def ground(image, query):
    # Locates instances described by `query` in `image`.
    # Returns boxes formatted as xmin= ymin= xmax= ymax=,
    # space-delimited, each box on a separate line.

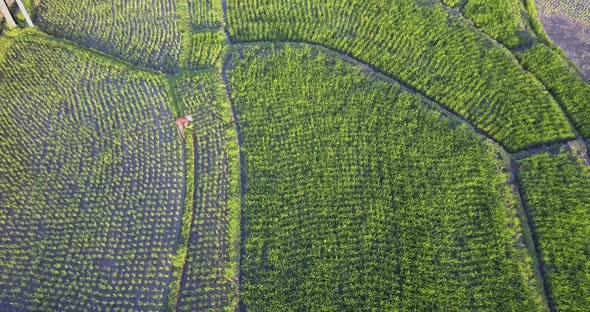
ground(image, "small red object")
xmin=175 ymin=115 xmax=193 ymax=139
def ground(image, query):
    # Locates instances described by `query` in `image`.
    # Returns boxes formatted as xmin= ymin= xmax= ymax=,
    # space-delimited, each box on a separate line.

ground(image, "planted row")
xmin=0 ymin=30 xmax=184 ymax=311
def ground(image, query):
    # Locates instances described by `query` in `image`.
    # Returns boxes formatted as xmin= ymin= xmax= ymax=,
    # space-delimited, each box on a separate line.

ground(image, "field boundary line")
xmin=220 ymin=52 xmax=247 ymax=312
xmin=509 ymin=157 xmax=555 ymax=312
xmin=230 ymin=40 xmax=574 ymax=157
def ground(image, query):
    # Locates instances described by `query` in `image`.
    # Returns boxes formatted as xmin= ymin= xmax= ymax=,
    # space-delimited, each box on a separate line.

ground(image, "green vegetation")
xmin=518 ymin=150 xmax=590 ymax=311
xmin=451 ymin=0 xmax=590 ymax=140
xmin=460 ymin=0 xmax=531 ymax=49
xmin=0 ymin=29 xmax=183 ymax=311
xmin=228 ymin=44 xmax=544 ymax=311
xmin=173 ymin=73 xmax=241 ymax=311
xmin=37 ymin=0 xmax=226 ymax=72
xmin=228 ymin=0 xmax=575 ymax=152
xmin=517 ymin=44 xmax=590 ymax=138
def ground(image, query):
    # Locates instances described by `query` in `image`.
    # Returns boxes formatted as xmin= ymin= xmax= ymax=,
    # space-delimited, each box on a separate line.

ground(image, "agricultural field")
xmin=2 ymin=0 xmax=590 ymax=311
xmin=228 ymin=44 xmax=544 ymax=311
xmin=517 ymin=149 xmax=590 ymax=311
xmin=36 ymin=0 xmax=226 ymax=72
xmin=228 ymin=0 xmax=575 ymax=152
xmin=440 ymin=0 xmax=590 ymax=140
xmin=0 ymin=30 xmax=184 ymax=311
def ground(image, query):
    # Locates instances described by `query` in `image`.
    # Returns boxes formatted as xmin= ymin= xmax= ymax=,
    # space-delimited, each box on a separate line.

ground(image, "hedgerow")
xmin=227 ymin=0 xmax=575 ymax=152
xmin=36 ymin=0 xmax=227 ymax=73
xmin=172 ymin=73 xmax=240 ymax=312
xmin=228 ymin=44 xmax=545 ymax=311
xmin=518 ymin=150 xmax=590 ymax=311
xmin=0 ymin=30 xmax=184 ymax=311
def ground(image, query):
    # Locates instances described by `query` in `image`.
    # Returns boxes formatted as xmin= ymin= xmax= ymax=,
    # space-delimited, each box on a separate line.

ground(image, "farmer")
xmin=175 ymin=115 xmax=193 ymax=139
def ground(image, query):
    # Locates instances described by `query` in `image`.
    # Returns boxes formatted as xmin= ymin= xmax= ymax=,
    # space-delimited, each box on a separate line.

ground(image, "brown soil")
xmin=539 ymin=14 xmax=590 ymax=80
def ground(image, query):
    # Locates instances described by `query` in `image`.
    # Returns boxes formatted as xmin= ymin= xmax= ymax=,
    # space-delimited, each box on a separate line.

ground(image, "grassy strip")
xmin=165 ymin=125 xmax=195 ymax=312
xmin=224 ymin=84 xmax=242 ymax=312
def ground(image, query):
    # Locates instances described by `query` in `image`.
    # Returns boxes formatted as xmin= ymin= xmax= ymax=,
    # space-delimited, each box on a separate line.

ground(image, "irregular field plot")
xmin=172 ymin=73 xmax=240 ymax=311
xmin=228 ymin=0 xmax=574 ymax=151
xmin=228 ymin=45 xmax=544 ymax=311
xmin=518 ymin=150 xmax=590 ymax=311
xmin=36 ymin=0 xmax=226 ymax=72
xmin=0 ymin=30 xmax=183 ymax=311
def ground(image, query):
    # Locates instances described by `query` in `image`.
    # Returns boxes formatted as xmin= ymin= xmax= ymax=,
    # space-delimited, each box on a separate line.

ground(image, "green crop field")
xmin=518 ymin=149 xmax=590 ymax=312
xmin=1 ymin=0 xmax=590 ymax=311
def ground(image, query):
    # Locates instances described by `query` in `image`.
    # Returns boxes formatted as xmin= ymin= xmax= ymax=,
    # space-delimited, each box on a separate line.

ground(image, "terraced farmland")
xmin=228 ymin=45 xmax=544 ymax=311
xmin=1 ymin=0 xmax=590 ymax=311
xmin=228 ymin=0 xmax=576 ymax=151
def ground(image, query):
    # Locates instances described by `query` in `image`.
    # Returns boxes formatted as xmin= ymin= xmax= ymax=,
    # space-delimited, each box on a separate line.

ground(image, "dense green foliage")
xmin=171 ymin=73 xmax=241 ymax=312
xmin=442 ymin=0 xmax=590 ymax=140
xmin=518 ymin=151 xmax=590 ymax=312
xmin=460 ymin=0 xmax=531 ymax=49
xmin=0 ymin=30 xmax=184 ymax=311
xmin=228 ymin=44 xmax=544 ymax=311
xmin=517 ymin=44 xmax=590 ymax=138
xmin=36 ymin=0 xmax=226 ymax=72
xmin=228 ymin=0 xmax=575 ymax=151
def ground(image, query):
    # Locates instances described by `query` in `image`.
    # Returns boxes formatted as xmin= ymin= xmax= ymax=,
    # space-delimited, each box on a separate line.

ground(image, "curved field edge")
xmin=0 ymin=28 xmax=184 ymax=311
xmin=226 ymin=0 xmax=575 ymax=152
xmin=440 ymin=0 xmax=590 ymax=142
xmin=228 ymin=43 xmax=546 ymax=310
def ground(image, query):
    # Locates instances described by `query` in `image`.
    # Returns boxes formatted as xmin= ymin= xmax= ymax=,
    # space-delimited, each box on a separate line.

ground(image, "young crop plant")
xmin=0 ymin=29 xmax=184 ymax=311
xmin=518 ymin=150 xmax=590 ymax=311
xmin=228 ymin=44 xmax=546 ymax=311
xmin=227 ymin=0 xmax=575 ymax=152
xmin=36 ymin=0 xmax=227 ymax=73
xmin=167 ymin=72 xmax=240 ymax=312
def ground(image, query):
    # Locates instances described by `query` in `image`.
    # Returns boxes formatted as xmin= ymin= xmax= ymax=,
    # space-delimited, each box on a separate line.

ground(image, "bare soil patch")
xmin=539 ymin=14 xmax=590 ymax=79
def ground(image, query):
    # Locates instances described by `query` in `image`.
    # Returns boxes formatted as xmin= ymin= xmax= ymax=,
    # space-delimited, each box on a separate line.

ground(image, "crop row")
xmin=171 ymin=73 xmax=240 ymax=312
xmin=0 ymin=30 xmax=184 ymax=311
xmin=227 ymin=0 xmax=574 ymax=152
xmin=228 ymin=44 xmax=545 ymax=311
xmin=36 ymin=0 xmax=227 ymax=73
xmin=517 ymin=149 xmax=590 ymax=311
